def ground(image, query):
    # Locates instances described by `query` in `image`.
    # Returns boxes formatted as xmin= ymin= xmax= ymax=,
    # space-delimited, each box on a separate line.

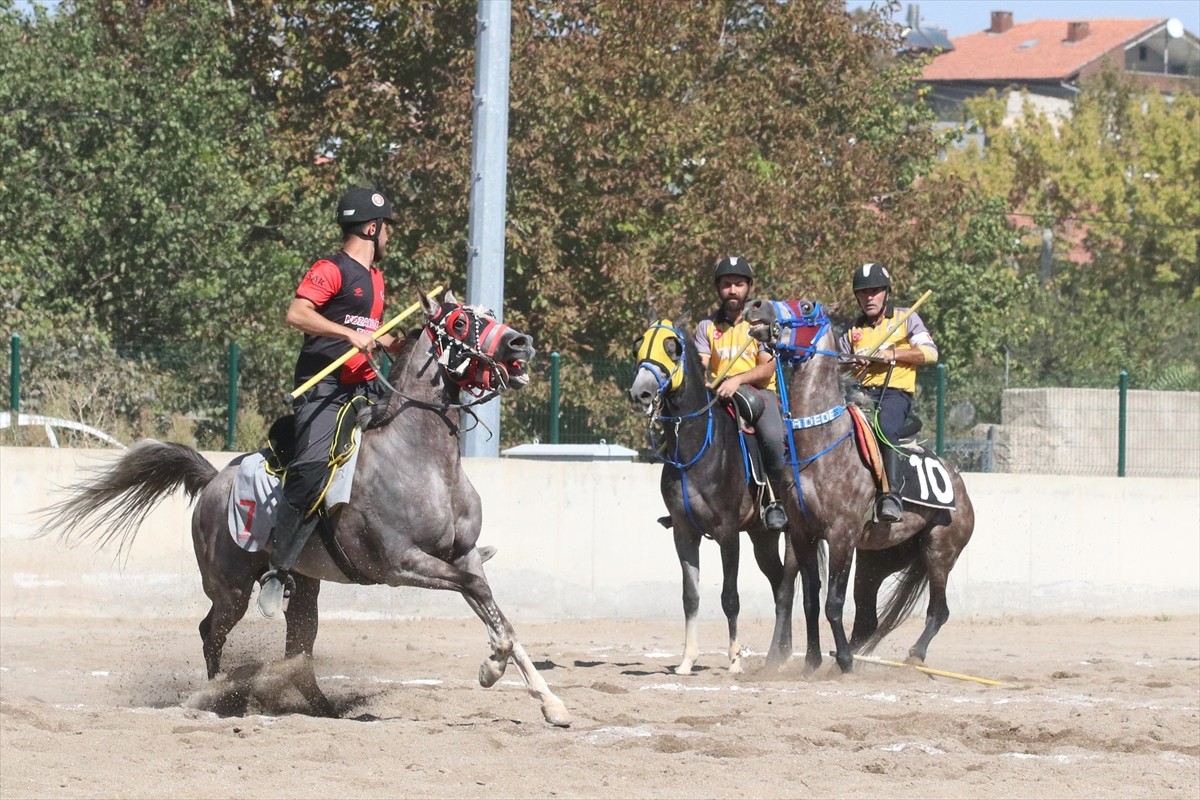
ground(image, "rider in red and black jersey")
xmin=258 ymin=187 xmax=405 ymax=619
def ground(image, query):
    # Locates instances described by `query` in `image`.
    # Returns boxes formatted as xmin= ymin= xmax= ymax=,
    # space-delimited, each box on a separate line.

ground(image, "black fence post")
xmin=226 ymin=342 xmax=240 ymax=451
xmin=1117 ymin=370 xmax=1128 ymax=477
xmin=549 ymin=351 xmax=561 ymax=444
xmin=8 ymin=333 xmax=18 ymax=415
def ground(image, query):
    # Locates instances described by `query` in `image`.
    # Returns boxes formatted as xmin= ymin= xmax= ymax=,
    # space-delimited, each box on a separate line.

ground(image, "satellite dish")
xmin=1166 ymin=18 xmax=1184 ymax=39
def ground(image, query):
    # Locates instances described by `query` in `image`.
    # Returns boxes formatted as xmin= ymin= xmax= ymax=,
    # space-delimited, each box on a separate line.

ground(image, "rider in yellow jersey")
xmin=694 ymin=256 xmax=788 ymax=532
xmin=838 ymin=262 xmax=938 ymax=522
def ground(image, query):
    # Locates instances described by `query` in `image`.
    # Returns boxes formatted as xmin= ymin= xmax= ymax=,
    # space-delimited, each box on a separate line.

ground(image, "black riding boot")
xmin=257 ymin=499 xmax=319 ymax=619
xmin=878 ymin=448 xmax=904 ymax=523
xmin=761 ymin=465 xmax=789 ymax=533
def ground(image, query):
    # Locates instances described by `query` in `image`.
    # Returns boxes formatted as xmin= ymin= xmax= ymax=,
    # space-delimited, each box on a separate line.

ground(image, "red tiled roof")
xmin=922 ymin=18 xmax=1163 ymax=82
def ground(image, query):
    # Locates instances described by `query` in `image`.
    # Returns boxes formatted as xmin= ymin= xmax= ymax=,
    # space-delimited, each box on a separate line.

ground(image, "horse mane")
xmin=364 ymin=325 xmax=446 ymax=429
xmin=676 ymin=326 xmax=711 ymax=410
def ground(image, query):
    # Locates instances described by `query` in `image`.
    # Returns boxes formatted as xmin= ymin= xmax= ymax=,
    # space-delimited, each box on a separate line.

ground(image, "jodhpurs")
xmin=863 ymin=385 xmax=912 ymax=448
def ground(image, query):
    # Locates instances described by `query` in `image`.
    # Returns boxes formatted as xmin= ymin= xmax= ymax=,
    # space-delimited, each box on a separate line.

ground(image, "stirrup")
xmin=877 ymin=494 xmax=902 ymax=523
xmin=257 ymin=570 xmax=296 ymax=619
xmin=762 ymin=502 xmax=787 ymax=532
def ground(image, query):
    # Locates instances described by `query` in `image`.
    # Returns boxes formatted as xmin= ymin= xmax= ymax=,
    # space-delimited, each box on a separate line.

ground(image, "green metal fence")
xmin=5 ymin=332 xmax=1198 ymax=477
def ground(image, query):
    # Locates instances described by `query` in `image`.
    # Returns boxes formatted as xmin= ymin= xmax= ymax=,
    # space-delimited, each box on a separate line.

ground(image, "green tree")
xmin=934 ymin=67 xmax=1200 ymax=393
xmin=0 ymin=1 xmax=307 ymax=441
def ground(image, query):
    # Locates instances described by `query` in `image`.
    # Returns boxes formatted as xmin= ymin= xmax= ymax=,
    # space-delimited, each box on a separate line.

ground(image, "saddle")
xmin=226 ymin=397 xmax=377 ymax=583
xmin=846 ymin=405 xmax=956 ymax=511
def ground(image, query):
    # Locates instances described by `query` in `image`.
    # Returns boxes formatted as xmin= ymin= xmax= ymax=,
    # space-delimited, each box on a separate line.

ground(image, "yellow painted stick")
xmin=852 ymin=653 xmax=1005 ymax=686
xmin=288 ymin=284 xmax=444 ymax=401
xmin=707 ymin=338 xmax=755 ymax=389
xmin=861 ymin=289 xmax=933 ymax=359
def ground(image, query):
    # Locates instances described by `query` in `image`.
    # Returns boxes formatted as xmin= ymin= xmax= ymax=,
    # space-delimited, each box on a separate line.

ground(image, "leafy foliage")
xmin=934 ymin=66 xmax=1200 ymax=393
xmin=1 ymin=2 xmax=1194 ymax=452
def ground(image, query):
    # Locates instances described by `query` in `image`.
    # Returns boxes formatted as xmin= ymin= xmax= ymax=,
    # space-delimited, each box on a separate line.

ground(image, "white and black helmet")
xmin=714 ymin=255 xmax=754 ymax=284
xmin=852 ymin=262 xmax=891 ymax=292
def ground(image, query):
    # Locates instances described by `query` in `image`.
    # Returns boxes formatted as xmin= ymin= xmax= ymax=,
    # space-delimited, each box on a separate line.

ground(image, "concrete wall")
xmin=2 ymin=447 xmax=1197 ymax=622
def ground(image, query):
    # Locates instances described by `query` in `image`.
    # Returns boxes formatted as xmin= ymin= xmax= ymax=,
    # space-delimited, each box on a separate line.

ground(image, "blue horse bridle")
xmin=636 ymin=323 xmax=718 ymax=537
xmin=762 ymin=300 xmax=854 ymax=521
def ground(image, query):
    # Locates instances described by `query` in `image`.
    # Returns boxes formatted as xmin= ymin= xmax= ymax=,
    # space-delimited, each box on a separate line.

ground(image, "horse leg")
xmin=282 ymin=574 xmax=336 ymax=717
xmin=793 ymin=536 xmax=824 ymax=672
xmin=749 ymin=531 xmax=792 ymax=671
xmin=673 ymin=529 xmax=702 ymax=675
xmin=908 ymin=550 xmax=953 ymax=665
xmin=392 ymin=548 xmax=570 ymax=726
xmin=197 ymin=572 xmax=254 ymax=680
xmin=825 ymin=538 xmax=856 ymax=673
xmin=718 ymin=536 xmax=744 ymax=673
xmin=849 ymin=549 xmax=891 ymax=653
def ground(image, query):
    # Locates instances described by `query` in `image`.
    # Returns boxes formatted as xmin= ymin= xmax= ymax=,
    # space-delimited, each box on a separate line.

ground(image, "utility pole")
xmin=463 ymin=0 xmax=512 ymax=458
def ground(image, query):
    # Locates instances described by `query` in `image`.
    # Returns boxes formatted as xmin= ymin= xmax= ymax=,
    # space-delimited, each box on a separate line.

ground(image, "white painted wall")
xmin=2 ymin=447 xmax=1196 ymax=621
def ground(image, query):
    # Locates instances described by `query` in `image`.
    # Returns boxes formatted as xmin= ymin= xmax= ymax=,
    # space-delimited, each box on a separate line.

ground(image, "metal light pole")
xmin=462 ymin=0 xmax=512 ymax=458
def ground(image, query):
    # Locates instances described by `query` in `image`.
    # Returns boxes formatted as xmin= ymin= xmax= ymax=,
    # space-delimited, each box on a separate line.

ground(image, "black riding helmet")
xmin=714 ymin=255 xmax=754 ymax=284
xmin=336 ymin=187 xmax=396 ymax=257
xmin=852 ymin=262 xmax=891 ymax=292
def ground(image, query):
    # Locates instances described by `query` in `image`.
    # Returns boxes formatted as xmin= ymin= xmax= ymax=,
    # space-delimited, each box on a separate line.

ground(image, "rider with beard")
xmin=258 ymin=187 xmax=406 ymax=619
xmin=838 ymin=262 xmax=938 ymax=523
xmin=694 ymin=256 xmax=788 ymax=532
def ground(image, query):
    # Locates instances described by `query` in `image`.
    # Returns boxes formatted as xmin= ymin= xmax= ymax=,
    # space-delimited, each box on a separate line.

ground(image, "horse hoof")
xmin=541 ymin=700 xmax=572 ymax=727
xmin=905 ymin=655 xmax=925 ymax=666
xmin=478 ymin=545 xmax=497 ymax=563
xmin=674 ymin=662 xmax=694 ymax=676
xmin=728 ymin=661 xmax=744 ymax=675
xmin=478 ymin=658 xmax=505 ymax=688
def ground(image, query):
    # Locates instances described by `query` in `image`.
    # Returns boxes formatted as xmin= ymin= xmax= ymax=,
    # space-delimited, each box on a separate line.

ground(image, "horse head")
xmin=420 ymin=289 xmax=535 ymax=396
xmin=628 ymin=319 xmax=687 ymax=415
xmin=745 ymin=298 xmax=831 ymax=365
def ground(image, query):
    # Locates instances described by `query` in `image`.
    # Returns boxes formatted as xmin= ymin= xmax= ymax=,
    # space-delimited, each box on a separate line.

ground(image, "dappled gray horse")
xmin=746 ymin=299 xmax=975 ymax=671
xmin=628 ymin=320 xmax=823 ymax=674
xmin=39 ymin=289 xmax=570 ymax=726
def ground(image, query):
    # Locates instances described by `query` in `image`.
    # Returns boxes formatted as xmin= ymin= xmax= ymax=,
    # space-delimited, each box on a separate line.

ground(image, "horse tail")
xmin=860 ymin=542 xmax=929 ymax=655
xmin=37 ymin=439 xmax=218 ymax=558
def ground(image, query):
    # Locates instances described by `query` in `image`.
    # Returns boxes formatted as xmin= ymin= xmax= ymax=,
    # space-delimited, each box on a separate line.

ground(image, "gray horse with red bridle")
xmin=39 ymin=289 xmax=570 ymax=726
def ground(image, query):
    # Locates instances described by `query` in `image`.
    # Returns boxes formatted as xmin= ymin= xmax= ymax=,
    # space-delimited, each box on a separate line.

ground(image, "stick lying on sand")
xmin=851 ymin=653 xmax=1005 ymax=686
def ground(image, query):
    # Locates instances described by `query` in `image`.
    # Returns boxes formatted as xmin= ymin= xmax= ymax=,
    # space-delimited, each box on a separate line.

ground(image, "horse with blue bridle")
xmin=746 ymin=298 xmax=976 ymax=672
xmin=629 ymin=319 xmax=825 ymax=674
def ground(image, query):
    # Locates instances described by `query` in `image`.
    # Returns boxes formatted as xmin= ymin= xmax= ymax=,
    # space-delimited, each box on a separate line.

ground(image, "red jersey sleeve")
xmin=295 ymin=260 xmax=342 ymax=307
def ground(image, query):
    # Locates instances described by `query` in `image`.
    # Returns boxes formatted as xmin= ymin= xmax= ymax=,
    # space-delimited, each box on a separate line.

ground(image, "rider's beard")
xmin=722 ymin=296 xmax=744 ymax=318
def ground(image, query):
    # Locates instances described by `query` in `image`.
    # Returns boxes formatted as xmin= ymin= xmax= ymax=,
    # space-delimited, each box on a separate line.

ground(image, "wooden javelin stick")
xmin=707 ymin=338 xmax=755 ymax=389
xmin=861 ymin=289 xmax=933 ymax=359
xmin=851 ymin=653 xmax=1005 ymax=686
xmin=288 ymin=283 xmax=445 ymax=401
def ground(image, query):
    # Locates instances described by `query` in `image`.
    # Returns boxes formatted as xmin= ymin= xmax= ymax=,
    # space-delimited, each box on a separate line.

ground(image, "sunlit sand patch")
xmin=881 ymin=742 xmax=945 ymax=754
xmin=1003 ymin=753 xmax=1102 ymax=763
xmin=1159 ymin=751 xmax=1198 ymax=766
xmin=584 ymin=724 xmax=656 ymax=744
xmin=639 ymin=683 xmax=721 ymax=692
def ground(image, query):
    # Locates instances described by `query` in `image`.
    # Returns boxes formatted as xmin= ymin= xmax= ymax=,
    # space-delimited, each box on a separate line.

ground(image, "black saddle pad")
xmin=895 ymin=444 xmax=956 ymax=510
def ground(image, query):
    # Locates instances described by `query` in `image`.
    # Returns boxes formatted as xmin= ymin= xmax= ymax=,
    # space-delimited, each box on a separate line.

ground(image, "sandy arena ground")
xmin=1 ymin=613 xmax=1197 ymax=799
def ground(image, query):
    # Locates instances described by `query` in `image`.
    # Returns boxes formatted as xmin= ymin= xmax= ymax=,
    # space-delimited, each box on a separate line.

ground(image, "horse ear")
xmin=443 ymin=289 xmax=458 ymax=305
xmin=417 ymin=285 xmax=439 ymax=318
